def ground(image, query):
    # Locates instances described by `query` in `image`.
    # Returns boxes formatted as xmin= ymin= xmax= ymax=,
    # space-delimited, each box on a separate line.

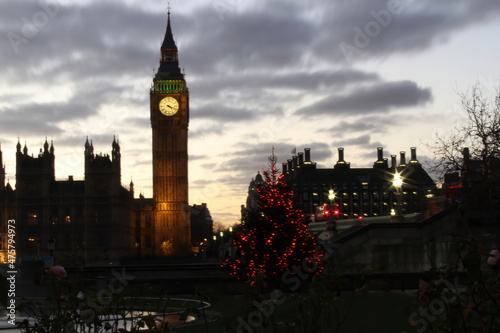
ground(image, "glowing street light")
xmin=326 ymin=189 xmax=338 ymax=240
xmin=393 ymin=173 xmax=403 ymax=188
xmin=392 ymin=172 xmax=403 ymax=219
xmin=328 ymin=189 xmax=335 ymax=203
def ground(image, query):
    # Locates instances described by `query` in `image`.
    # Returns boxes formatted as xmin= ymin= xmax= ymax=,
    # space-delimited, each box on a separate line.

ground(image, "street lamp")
xmin=328 ymin=189 xmax=335 ymax=204
xmin=392 ymin=172 xmax=403 ymax=220
xmin=48 ymin=238 xmax=56 ymax=257
xmin=327 ymin=189 xmax=337 ymax=240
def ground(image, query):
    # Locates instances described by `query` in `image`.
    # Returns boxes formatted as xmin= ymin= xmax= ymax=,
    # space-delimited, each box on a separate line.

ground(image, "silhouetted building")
xmin=245 ymin=172 xmax=264 ymax=213
xmin=0 ymin=145 xmax=15 ymax=264
xmin=1 ymin=138 xmax=134 ymax=264
xmin=150 ymin=10 xmax=192 ymax=256
xmin=443 ymin=147 xmax=500 ymax=210
xmin=0 ymin=12 xmax=212 ymax=265
xmin=243 ymin=147 xmax=437 ymax=221
xmin=190 ymin=203 xmax=214 ymax=250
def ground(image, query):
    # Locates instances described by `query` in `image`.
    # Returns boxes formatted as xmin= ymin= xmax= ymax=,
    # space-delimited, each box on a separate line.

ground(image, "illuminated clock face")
xmin=159 ymin=96 xmax=179 ymax=116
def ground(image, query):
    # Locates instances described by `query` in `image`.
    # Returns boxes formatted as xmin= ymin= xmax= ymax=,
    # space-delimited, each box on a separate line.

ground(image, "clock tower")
xmin=150 ymin=10 xmax=191 ymax=256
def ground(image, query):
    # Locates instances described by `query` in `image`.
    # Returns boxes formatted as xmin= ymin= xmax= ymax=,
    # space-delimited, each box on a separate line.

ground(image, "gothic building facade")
xmin=0 ymin=138 xmax=136 ymax=264
xmin=149 ymin=10 xmax=191 ymax=256
xmin=244 ymin=147 xmax=437 ymax=221
xmin=0 ymin=12 xmax=211 ymax=265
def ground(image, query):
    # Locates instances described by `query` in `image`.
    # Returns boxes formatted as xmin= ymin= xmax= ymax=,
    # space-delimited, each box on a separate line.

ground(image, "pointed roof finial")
xmin=161 ymin=3 xmax=176 ymax=49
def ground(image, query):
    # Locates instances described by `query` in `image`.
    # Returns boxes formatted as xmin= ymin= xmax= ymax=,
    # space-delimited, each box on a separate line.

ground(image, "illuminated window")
xmin=28 ymin=236 xmax=38 ymax=248
xmin=27 ymin=213 xmax=38 ymax=225
xmin=65 ymin=216 xmax=71 ymax=223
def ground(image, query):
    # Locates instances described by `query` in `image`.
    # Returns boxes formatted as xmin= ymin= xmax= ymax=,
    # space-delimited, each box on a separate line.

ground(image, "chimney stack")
xmin=377 ymin=147 xmax=383 ymax=161
xmin=298 ymin=152 xmax=304 ymax=166
xmin=338 ymin=147 xmax=345 ymax=163
xmin=399 ymin=151 xmax=407 ymax=166
xmin=410 ymin=147 xmax=418 ymax=163
xmin=463 ymin=147 xmax=470 ymax=162
xmin=282 ymin=162 xmax=288 ymax=174
xmin=391 ymin=155 xmax=397 ymax=171
xmin=304 ymin=148 xmax=311 ymax=163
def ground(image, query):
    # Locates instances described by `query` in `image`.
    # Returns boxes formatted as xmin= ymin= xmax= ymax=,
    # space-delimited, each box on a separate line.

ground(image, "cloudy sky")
xmin=1 ymin=0 xmax=499 ymax=225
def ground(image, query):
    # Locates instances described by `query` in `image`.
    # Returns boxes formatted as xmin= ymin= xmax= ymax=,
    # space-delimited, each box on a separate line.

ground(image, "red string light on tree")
xmin=222 ymin=150 xmax=324 ymax=286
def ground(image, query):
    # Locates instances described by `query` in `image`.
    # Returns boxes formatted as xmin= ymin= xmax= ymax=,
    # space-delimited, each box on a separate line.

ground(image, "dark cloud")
xmin=0 ymin=101 xmax=91 ymax=135
xmin=182 ymin=5 xmax=315 ymax=74
xmin=320 ymin=115 xmax=398 ymax=134
xmin=189 ymin=125 xmax=225 ymax=139
xmin=314 ymin=0 xmax=500 ymax=63
xmin=189 ymin=69 xmax=380 ymax=106
xmin=0 ymin=1 xmax=161 ymax=81
xmin=207 ymin=141 xmax=334 ymax=186
xmin=193 ymin=104 xmax=257 ymax=122
xmin=334 ymin=134 xmax=372 ymax=147
xmin=295 ymin=81 xmax=432 ymax=117
xmin=331 ymin=134 xmax=384 ymax=152
xmin=322 ymin=121 xmax=383 ymax=135
xmin=123 ymin=117 xmax=149 ymax=129
xmin=0 ymin=116 xmax=61 ymax=135
xmin=1 ymin=0 xmax=485 ymax=140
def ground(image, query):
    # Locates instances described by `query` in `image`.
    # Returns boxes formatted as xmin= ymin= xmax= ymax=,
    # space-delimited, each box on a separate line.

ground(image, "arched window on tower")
xmin=162 ymin=53 xmax=177 ymax=62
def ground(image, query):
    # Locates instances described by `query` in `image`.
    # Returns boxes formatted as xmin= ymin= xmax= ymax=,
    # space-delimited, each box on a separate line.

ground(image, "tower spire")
xmin=150 ymin=4 xmax=191 ymax=256
xmin=161 ymin=5 xmax=177 ymax=51
xmin=155 ymin=7 xmax=183 ymax=80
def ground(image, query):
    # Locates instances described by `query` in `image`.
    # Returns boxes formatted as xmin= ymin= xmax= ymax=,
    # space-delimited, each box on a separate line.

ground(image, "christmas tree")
xmin=223 ymin=151 xmax=323 ymax=286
